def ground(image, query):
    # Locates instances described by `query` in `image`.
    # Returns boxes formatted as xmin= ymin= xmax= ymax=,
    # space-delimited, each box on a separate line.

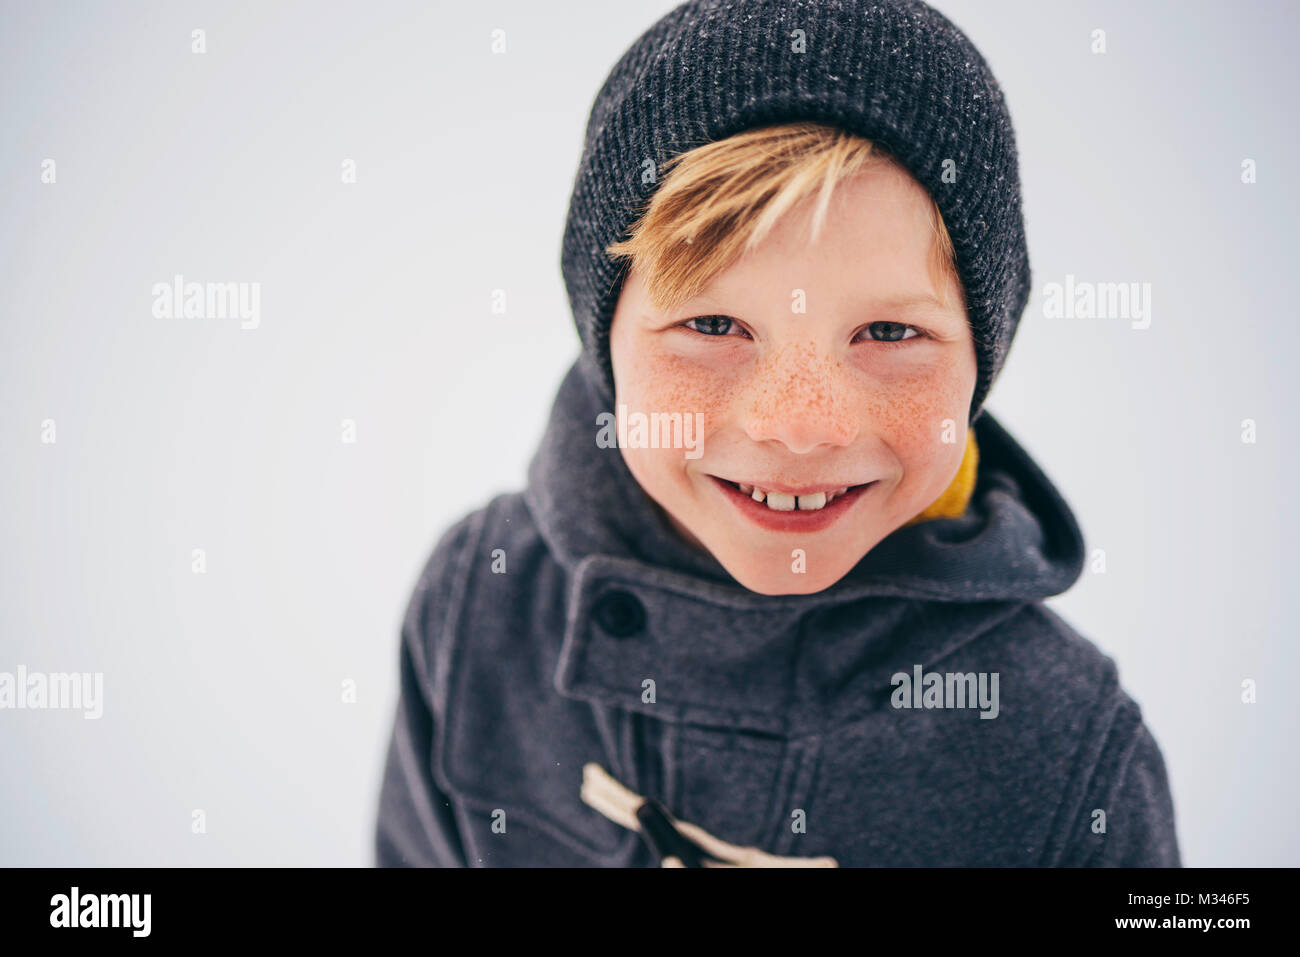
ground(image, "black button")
xmin=592 ymin=589 xmax=645 ymax=638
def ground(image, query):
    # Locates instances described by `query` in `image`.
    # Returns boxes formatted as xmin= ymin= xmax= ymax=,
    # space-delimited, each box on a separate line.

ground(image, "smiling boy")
xmin=375 ymin=0 xmax=1180 ymax=867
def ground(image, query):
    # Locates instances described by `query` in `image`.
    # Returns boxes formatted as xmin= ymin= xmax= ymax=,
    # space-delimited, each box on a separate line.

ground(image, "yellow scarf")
xmin=903 ymin=429 xmax=979 ymax=526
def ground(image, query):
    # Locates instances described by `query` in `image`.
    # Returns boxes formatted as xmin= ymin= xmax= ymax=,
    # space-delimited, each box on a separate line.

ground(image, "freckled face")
xmin=608 ymin=163 xmax=977 ymax=595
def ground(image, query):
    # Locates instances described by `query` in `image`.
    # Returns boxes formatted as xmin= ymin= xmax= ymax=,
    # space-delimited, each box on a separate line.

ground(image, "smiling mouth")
xmin=709 ymin=476 xmax=876 ymax=532
xmin=714 ymin=479 xmax=871 ymax=512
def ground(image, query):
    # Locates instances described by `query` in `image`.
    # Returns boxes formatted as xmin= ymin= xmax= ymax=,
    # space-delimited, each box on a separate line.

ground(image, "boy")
xmin=375 ymin=0 xmax=1180 ymax=866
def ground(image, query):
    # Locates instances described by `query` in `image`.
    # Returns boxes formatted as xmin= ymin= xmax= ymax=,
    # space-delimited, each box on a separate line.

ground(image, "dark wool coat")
xmin=374 ymin=359 xmax=1181 ymax=867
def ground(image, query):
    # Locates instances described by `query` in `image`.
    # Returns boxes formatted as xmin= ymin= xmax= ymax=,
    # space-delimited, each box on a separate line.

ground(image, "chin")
xmin=713 ymin=552 xmax=856 ymax=596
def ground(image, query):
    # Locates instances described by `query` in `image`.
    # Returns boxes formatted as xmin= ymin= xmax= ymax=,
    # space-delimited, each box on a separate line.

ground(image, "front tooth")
xmin=765 ymin=491 xmax=796 ymax=511
xmin=797 ymin=492 xmax=827 ymax=510
xmin=751 ymin=487 xmax=765 ymax=502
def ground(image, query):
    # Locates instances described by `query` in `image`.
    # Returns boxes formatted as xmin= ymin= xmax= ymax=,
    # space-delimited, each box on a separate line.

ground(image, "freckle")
xmin=865 ymin=367 xmax=965 ymax=447
xmin=749 ymin=341 xmax=843 ymax=421
xmin=636 ymin=352 xmax=728 ymax=414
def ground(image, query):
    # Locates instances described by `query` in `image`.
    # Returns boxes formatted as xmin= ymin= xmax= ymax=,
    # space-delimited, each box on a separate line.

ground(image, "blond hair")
xmin=605 ymin=121 xmax=963 ymax=317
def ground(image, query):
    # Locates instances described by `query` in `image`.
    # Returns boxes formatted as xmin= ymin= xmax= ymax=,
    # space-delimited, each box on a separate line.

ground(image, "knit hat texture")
xmin=560 ymin=0 xmax=1030 ymax=425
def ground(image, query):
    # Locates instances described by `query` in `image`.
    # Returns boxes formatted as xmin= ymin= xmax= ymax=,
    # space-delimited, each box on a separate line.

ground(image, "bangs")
xmin=605 ymin=121 xmax=961 ymax=314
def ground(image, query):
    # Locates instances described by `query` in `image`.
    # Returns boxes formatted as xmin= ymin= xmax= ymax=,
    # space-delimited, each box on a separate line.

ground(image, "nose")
xmin=740 ymin=341 xmax=859 ymax=453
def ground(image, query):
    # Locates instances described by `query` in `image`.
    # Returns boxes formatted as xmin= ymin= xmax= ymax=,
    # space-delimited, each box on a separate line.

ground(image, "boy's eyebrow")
xmin=868 ymin=293 xmax=967 ymax=326
xmin=654 ymin=292 xmax=963 ymax=326
xmin=872 ymin=293 xmax=945 ymax=311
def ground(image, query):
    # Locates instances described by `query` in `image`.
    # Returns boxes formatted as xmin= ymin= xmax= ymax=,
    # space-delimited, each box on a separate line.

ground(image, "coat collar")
xmin=523 ymin=358 xmax=1085 ymax=732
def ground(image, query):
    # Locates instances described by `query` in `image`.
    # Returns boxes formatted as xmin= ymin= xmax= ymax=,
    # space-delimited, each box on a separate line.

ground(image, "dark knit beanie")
xmin=560 ymin=0 xmax=1030 ymax=426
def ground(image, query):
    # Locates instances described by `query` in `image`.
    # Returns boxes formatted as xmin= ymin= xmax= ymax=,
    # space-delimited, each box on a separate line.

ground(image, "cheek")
xmin=859 ymin=351 xmax=975 ymax=461
xmin=617 ymin=341 xmax=735 ymax=424
xmin=614 ymin=341 xmax=732 ymax=493
xmin=620 ymin=444 xmax=680 ymax=496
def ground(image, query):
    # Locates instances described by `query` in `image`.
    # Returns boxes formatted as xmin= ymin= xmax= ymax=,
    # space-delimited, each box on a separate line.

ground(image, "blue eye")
xmin=683 ymin=315 xmax=747 ymax=337
xmin=679 ymin=317 xmax=924 ymax=343
xmin=856 ymin=321 xmax=922 ymax=343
